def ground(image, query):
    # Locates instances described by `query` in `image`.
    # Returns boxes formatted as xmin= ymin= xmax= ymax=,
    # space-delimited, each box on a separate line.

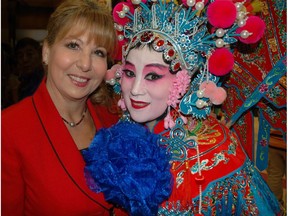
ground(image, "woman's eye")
xmin=66 ymin=42 xmax=79 ymax=50
xmin=94 ymin=49 xmax=107 ymax=58
xmin=145 ymin=73 xmax=163 ymax=81
xmin=123 ymin=69 xmax=135 ymax=78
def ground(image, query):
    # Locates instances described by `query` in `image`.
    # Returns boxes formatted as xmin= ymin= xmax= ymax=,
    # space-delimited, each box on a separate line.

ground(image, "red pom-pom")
xmin=113 ymin=2 xmax=134 ymax=25
xmin=236 ymin=16 xmax=266 ymax=44
xmin=208 ymin=48 xmax=234 ymax=76
xmin=207 ymin=0 xmax=237 ymax=28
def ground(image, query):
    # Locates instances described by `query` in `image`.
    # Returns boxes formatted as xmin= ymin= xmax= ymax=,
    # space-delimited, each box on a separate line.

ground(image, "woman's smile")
xmin=130 ymin=98 xmax=150 ymax=109
xmin=68 ymin=74 xmax=90 ymax=87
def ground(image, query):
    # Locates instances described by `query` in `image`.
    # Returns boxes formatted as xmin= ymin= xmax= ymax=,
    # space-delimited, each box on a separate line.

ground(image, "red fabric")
xmin=1 ymin=80 xmax=127 ymax=216
xmin=154 ymin=116 xmax=247 ymax=208
xmin=222 ymin=0 xmax=286 ymax=160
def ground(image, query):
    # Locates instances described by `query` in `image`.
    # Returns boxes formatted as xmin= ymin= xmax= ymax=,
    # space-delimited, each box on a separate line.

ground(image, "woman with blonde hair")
xmin=2 ymin=0 xmax=126 ymax=215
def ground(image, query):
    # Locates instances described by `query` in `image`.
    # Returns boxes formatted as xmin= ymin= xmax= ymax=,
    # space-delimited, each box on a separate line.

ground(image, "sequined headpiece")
xmin=110 ymin=0 xmax=265 ymax=119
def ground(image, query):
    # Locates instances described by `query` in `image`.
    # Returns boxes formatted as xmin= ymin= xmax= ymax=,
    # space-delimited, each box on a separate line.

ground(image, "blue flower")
xmin=82 ymin=121 xmax=173 ymax=215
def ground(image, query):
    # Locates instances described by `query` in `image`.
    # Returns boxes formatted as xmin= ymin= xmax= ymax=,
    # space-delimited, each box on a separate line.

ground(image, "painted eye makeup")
xmin=122 ymin=69 xmax=135 ymax=78
xmin=145 ymin=72 xmax=163 ymax=81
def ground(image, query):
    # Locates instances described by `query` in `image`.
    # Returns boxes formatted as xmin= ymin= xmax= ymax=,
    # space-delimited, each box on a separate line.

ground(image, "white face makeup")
xmin=121 ymin=46 xmax=176 ymax=123
xmin=44 ymin=26 xmax=108 ymax=102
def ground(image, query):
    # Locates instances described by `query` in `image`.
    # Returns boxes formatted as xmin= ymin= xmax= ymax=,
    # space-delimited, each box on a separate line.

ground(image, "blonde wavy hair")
xmin=45 ymin=0 xmax=117 ymax=105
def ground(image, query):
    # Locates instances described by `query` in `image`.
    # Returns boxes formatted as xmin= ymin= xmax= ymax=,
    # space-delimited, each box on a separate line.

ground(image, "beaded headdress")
xmin=108 ymin=0 xmax=265 ymax=120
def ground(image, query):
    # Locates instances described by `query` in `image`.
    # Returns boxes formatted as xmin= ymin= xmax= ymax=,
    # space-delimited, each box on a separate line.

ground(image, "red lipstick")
xmin=130 ymin=98 xmax=150 ymax=109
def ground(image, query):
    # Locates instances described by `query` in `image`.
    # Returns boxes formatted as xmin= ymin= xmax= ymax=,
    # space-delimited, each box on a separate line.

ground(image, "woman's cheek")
xmin=148 ymin=80 xmax=173 ymax=97
xmin=121 ymin=78 xmax=133 ymax=94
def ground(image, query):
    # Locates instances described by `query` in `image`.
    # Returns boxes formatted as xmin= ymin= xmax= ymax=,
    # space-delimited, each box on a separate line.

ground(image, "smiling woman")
xmin=82 ymin=0 xmax=282 ymax=215
xmin=1 ymin=0 xmax=126 ymax=215
xmin=121 ymin=46 xmax=176 ymax=124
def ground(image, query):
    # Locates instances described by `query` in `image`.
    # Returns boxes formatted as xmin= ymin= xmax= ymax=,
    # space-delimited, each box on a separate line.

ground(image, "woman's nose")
xmin=76 ymin=53 xmax=92 ymax=72
xmin=130 ymin=78 xmax=146 ymax=96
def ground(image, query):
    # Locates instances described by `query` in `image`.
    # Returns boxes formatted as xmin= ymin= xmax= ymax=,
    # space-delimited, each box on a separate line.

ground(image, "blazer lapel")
xmin=32 ymin=81 xmax=111 ymax=210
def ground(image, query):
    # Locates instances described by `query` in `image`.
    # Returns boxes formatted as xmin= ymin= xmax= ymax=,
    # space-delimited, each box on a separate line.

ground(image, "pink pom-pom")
xmin=199 ymin=81 xmax=217 ymax=98
xmin=164 ymin=113 xmax=175 ymax=129
xmin=106 ymin=64 xmax=121 ymax=81
xmin=113 ymin=2 xmax=134 ymax=25
xmin=208 ymin=48 xmax=234 ymax=76
xmin=236 ymin=16 xmax=266 ymax=44
xmin=210 ymin=87 xmax=227 ymax=105
xmin=207 ymin=0 xmax=237 ymax=28
xmin=118 ymin=98 xmax=127 ymax=111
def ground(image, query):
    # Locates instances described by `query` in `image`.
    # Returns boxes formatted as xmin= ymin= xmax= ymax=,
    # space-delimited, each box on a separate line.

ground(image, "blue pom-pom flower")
xmin=82 ymin=121 xmax=173 ymax=215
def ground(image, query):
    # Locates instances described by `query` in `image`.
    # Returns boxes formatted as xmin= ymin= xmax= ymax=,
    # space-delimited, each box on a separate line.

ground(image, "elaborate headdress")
xmin=108 ymin=0 xmax=265 ymax=121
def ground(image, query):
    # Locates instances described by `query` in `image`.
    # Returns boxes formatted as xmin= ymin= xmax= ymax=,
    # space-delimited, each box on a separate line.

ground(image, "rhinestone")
xmin=168 ymin=49 xmax=175 ymax=57
xmin=157 ymin=40 xmax=165 ymax=46
xmin=173 ymin=62 xmax=181 ymax=70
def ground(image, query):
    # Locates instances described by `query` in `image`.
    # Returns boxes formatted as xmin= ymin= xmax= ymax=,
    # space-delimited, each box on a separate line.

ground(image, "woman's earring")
xmin=164 ymin=107 xmax=175 ymax=129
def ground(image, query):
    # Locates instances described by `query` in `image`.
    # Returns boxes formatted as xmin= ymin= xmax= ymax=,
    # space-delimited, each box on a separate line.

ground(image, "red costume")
xmin=153 ymin=115 xmax=280 ymax=215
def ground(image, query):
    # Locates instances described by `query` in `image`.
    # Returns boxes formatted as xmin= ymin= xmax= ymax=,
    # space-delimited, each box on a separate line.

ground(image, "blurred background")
xmin=2 ymin=0 xmax=60 ymax=46
xmin=1 ymin=0 xmax=116 ymax=46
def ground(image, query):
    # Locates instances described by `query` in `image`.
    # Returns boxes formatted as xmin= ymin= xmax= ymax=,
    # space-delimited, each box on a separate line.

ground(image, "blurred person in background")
xmin=14 ymin=37 xmax=45 ymax=102
xmin=1 ymin=42 xmax=19 ymax=109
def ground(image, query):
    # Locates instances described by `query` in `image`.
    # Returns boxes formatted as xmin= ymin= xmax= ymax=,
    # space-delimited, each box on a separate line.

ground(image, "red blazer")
xmin=2 ymin=81 xmax=126 ymax=215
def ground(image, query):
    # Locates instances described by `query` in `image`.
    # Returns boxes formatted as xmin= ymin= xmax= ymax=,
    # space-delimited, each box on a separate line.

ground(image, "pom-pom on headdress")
xmin=110 ymin=0 xmax=265 ymax=120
